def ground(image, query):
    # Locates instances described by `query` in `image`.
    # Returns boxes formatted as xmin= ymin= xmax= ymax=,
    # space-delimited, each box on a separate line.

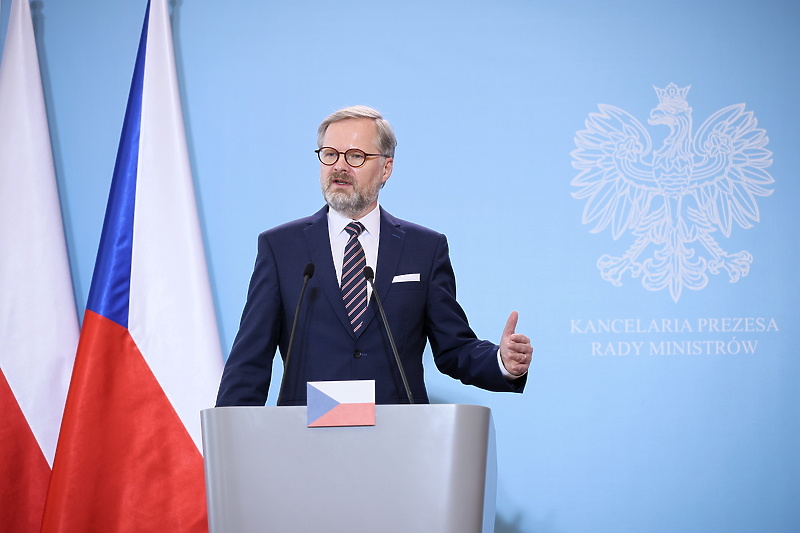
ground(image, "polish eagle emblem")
xmin=571 ymin=84 xmax=774 ymax=301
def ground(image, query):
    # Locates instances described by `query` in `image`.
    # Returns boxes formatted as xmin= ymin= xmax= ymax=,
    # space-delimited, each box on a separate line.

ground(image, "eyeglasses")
xmin=315 ymin=147 xmax=387 ymax=168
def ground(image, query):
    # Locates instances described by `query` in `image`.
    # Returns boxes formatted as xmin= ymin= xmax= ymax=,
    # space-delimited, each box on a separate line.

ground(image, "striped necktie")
xmin=341 ymin=221 xmax=368 ymax=333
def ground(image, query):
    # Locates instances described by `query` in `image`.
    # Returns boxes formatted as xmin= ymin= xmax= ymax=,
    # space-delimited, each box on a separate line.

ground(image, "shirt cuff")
xmin=497 ymin=348 xmax=526 ymax=381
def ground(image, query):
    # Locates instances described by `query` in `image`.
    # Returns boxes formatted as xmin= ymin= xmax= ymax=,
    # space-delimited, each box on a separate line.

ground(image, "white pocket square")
xmin=392 ymin=273 xmax=420 ymax=283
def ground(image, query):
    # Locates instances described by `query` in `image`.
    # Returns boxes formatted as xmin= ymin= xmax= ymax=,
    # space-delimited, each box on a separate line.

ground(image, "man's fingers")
xmin=509 ymin=333 xmax=531 ymax=346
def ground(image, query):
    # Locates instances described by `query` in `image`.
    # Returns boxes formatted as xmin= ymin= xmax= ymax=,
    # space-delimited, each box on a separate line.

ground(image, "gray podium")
xmin=201 ymin=404 xmax=497 ymax=533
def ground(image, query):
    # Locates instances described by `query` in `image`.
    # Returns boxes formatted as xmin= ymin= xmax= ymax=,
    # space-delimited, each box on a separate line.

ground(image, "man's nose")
xmin=333 ymin=152 xmax=352 ymax=171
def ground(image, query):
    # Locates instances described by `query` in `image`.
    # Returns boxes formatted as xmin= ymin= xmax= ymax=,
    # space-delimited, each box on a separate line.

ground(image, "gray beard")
xmin=322 ymin=172 xmax=378 ymax=218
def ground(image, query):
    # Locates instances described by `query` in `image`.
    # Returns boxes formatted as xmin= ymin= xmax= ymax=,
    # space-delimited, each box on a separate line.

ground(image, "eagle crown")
xmin=653 ymin=83 xmax=691 ymax=111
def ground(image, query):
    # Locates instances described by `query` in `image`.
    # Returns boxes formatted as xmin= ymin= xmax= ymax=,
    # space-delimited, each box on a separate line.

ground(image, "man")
xmin=216 ymin=106 xmax=532 ymax=406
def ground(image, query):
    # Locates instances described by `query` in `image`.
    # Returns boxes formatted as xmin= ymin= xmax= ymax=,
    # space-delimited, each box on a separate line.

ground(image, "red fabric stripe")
xmin=350 ymin=302 xmax=368 ymax=322
xmin=308 ymin=402 xmax=376 ymax=427
xmin=41 ymin=311 xmax=207 ymax=532
xmin=342 ymin=249 xmax=360 ymax=269
xmin=342 ymin=282 xmax=361 ymax=301
xmin=0 ymin=367 xmax=50 ymax=533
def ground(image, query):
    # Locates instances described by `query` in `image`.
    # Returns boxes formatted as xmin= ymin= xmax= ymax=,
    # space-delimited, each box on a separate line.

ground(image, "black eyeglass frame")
xmin=315 ymin=147 xmax=388 ymax=168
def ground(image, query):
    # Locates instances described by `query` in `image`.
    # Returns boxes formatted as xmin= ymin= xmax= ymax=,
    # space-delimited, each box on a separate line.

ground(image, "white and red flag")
xmin=0 ymin=0 xmax=79 ymax=531
xmin=41 ymin=0 xmax=223 ymax=530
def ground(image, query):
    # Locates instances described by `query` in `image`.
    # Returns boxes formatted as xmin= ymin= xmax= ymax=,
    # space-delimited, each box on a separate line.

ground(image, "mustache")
xmin=328 ymin=171 xmax=354 ymax=187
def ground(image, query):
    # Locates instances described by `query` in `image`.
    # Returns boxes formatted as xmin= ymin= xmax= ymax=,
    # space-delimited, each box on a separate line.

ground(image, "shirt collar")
xmin=328 ymin=204 xmax=381 ymax=242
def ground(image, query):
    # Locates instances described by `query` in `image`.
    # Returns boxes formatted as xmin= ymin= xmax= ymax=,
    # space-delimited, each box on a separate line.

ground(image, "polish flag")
xmin=40 ymin=0 xmax=223 ymax=530
xmin=0 ymin=0 xmax=79 ymax=531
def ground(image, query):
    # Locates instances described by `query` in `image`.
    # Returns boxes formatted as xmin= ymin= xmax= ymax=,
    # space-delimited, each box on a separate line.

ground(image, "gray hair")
xmin=317 ymin=105 xmax=397 ymax=158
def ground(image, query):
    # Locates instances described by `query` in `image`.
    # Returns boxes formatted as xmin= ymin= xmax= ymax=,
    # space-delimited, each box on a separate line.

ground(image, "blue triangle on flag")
xmin=85 ymin=0 xmax=151 ymax=329
xmin=306 ymin=383 xmax=340 ymax=426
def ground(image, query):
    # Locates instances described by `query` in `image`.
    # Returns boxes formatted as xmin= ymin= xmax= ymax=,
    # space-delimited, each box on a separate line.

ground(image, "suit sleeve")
xmin=215 ymin=233 xmax=283 ymax=406
xmin=425 ymin=234 xmax=526 ymax=393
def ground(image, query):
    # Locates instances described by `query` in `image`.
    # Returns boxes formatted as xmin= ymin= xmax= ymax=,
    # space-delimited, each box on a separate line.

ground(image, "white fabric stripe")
xmin=127 ymin=0 xmax=223 ymax=453
xmin=0 ymin=0 xmax=79 ymax=466
xmin=308 ymin=380 xmax=375 ymax=404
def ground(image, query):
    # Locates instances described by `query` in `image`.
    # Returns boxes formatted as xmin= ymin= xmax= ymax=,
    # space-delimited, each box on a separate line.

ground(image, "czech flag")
xmin=0 ymin=0 xmax=79 ymax=530
xmin=307 ymin=380 xmax=376 ymax=427
xmin=41 ymin=1 xmax=223 ymax=531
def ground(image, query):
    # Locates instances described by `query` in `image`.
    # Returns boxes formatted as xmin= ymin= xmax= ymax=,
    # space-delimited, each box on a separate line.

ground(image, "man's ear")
xmin=381 ymin=157 xmax=394 ymax=185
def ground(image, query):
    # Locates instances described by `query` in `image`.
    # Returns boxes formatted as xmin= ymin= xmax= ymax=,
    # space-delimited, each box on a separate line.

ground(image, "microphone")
xmin=277 ymin=262 xmax=315 ymax=405
xmin=363 ymin=266 xmax=414 ymax=404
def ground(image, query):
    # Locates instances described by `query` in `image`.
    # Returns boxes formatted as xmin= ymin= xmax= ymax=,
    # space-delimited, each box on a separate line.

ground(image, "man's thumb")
xmin=503 ymin=311 xmax=519 ymax=337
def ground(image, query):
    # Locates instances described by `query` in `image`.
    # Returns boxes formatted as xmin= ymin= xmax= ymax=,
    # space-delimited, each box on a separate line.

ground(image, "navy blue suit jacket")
xmin=215 ymin=206 xmax=525 ymax=406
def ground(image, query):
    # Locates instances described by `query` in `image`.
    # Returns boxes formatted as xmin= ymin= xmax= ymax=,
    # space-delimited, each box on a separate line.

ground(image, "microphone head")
xmin=303 ymin=263 xmax=316 ymax=279
xmin=363 ymin=266 xmax=375 ymax=282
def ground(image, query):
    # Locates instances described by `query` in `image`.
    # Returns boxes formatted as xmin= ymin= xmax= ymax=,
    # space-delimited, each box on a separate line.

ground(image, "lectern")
xmin=201 ymin=404 xmax=497 ymax=533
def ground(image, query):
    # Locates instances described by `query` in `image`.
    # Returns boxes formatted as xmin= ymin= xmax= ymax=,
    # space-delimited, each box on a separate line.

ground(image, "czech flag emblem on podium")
xmin=307 ymin=380 xmax=376 ymax=427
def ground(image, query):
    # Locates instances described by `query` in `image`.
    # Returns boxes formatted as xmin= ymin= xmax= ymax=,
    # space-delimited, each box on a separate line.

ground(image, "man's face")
xmin=319 ymin=118 xmax=393 ymax=219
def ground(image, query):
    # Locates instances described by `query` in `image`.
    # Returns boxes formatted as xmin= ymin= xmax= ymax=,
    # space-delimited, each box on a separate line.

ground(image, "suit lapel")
xmin=303 ymin=207 xmax=356 ymax=337
xmin=367 ymin=208 xmax=405 ymax=329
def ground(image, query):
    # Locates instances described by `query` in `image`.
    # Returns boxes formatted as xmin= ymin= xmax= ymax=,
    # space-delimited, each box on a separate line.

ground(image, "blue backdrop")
xmin=2 ymin=1 xmax=798 ymax=531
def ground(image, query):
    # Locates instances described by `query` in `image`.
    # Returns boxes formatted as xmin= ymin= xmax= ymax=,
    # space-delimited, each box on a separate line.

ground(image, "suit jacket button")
xmin=353 ymin=350 xmax=362 ymax=358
